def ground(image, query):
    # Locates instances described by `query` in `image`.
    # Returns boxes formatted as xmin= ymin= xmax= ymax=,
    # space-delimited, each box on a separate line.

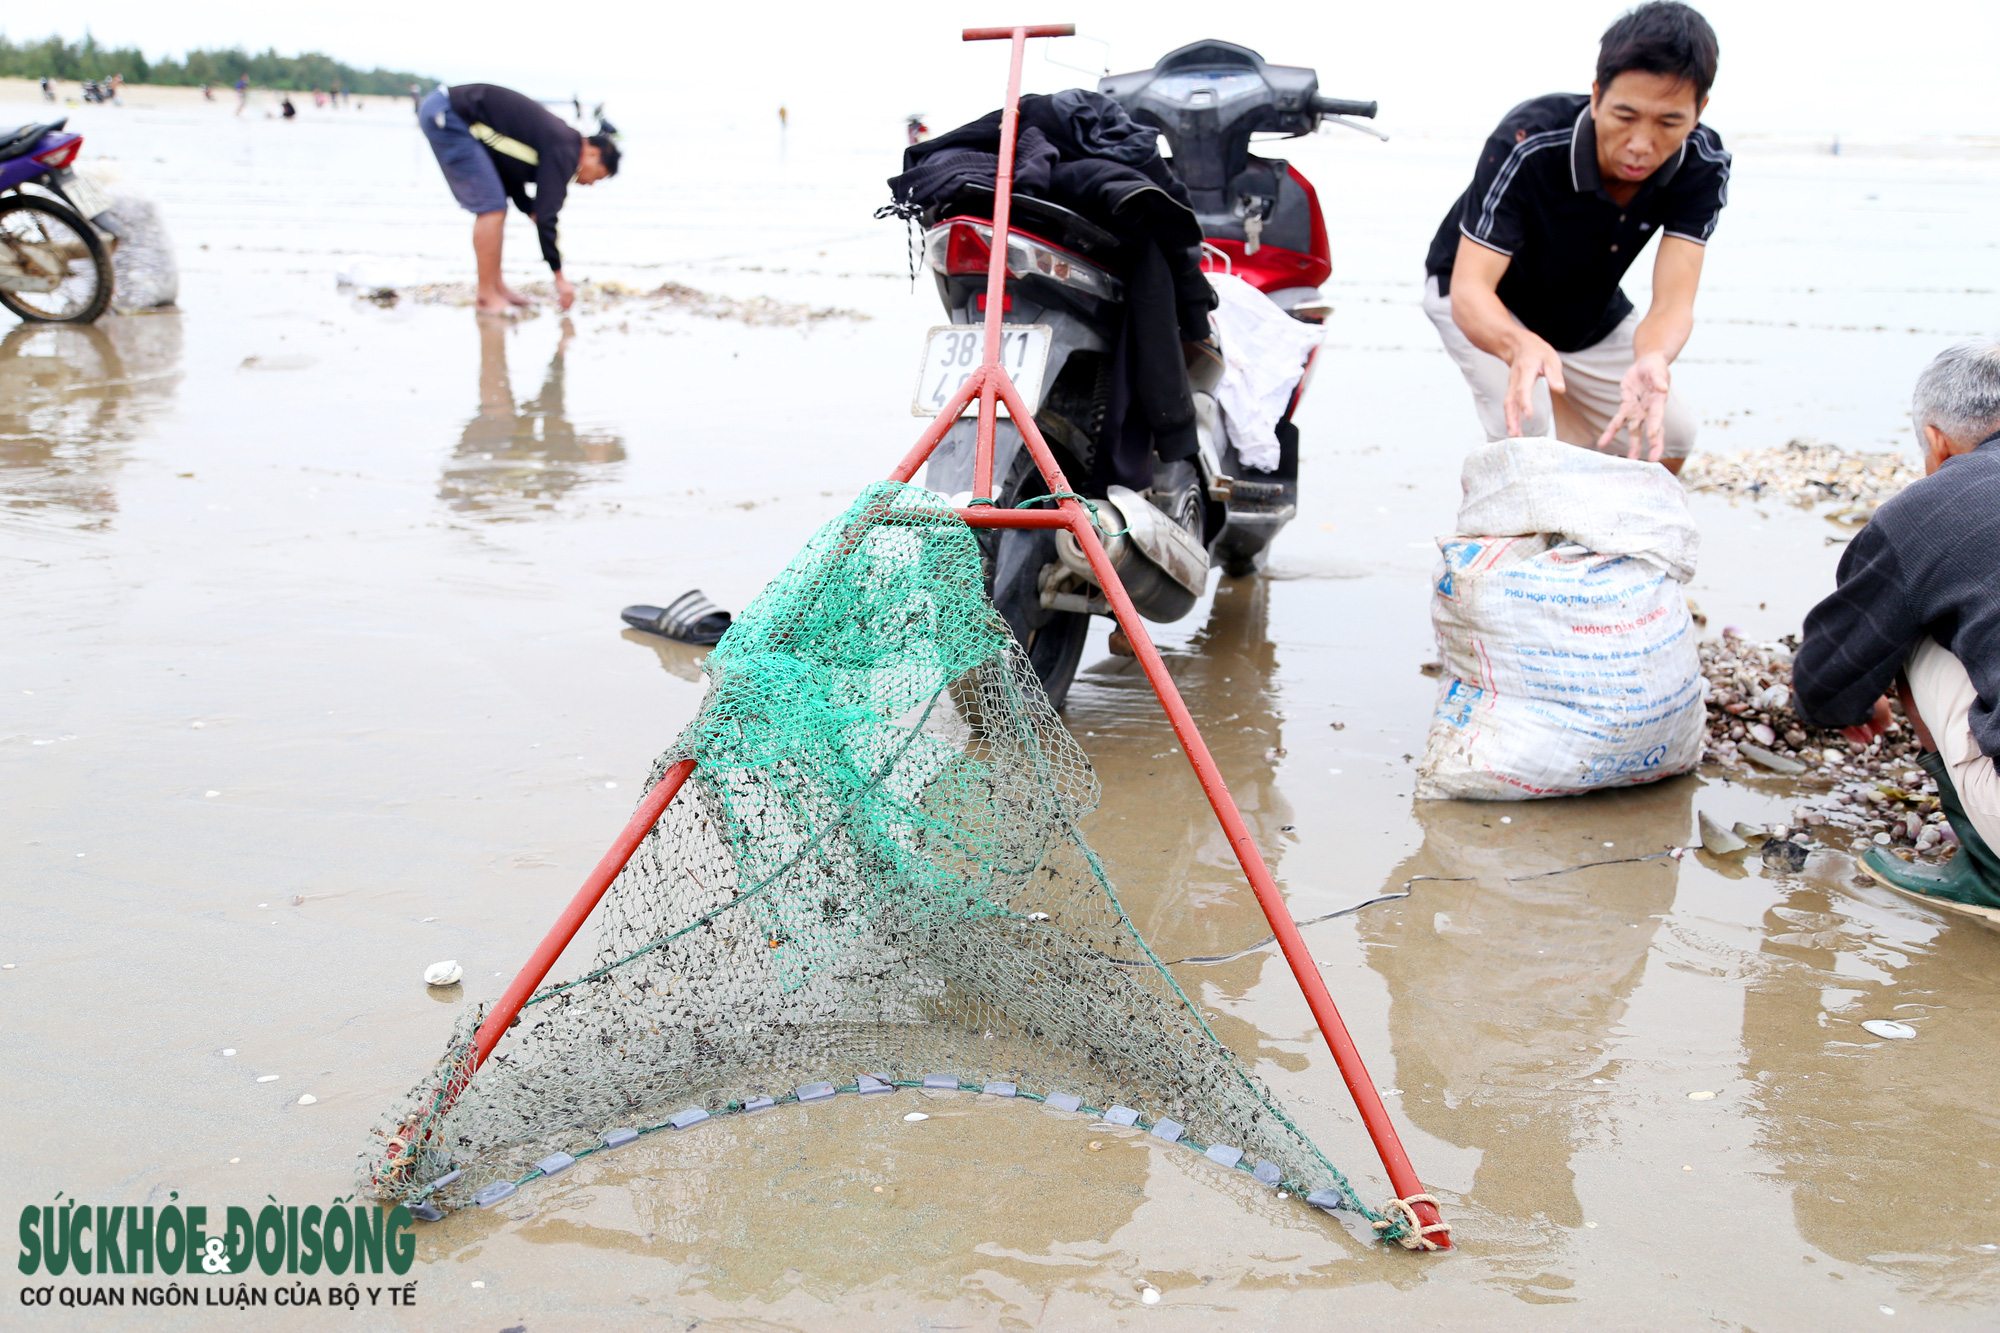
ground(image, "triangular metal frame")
xmin=431 ymin=22 xmax=1448 ymax=1251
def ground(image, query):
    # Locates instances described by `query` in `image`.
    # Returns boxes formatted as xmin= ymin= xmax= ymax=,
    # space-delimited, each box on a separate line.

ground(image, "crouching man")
xmin=418 ymin=83 xmax=619 ymax=313
xmin=1794 ymin=341 xmax=2000 ymax=912
xmin=1423 ymin=1 xmax=1729 ymax=472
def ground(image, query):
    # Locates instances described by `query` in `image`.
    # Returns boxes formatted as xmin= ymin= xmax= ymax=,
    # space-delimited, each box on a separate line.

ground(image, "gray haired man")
xmin=1793 ymin=340 xmax=2000 ymax=914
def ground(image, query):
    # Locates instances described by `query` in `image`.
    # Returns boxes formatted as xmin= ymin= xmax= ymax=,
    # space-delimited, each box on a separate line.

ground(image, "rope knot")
xmin=1371 ymin=1193 xmax=1451 ymax=1251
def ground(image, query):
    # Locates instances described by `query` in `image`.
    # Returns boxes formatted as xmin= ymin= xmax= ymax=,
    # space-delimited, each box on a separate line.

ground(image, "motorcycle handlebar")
xmin=1313 ymin=96 xmax=1378 ymax=119
xmin=963 ymin=24 xmax=1076 ymax=41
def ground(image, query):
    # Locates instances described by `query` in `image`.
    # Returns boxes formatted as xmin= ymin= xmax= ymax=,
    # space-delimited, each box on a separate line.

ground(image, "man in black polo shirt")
xmin=417 ymin=83 xmax=620 ymax=313
xmin=1423 ymin=2 xmax=1728 ymax=474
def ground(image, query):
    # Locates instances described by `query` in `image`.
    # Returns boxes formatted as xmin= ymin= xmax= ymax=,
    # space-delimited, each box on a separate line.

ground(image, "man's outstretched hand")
xmin=1599 ymin=351 xmax=1672 ymax=462
xmin=1840 ymin=695 xmax=1895 ymax=748
xmin=1504 ymin=336 xmax=1565 ymax=437
xmin=554 ymin=272 xmax=577 ymax=312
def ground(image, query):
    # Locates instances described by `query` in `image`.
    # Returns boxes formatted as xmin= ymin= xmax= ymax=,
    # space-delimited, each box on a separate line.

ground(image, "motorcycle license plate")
xmin=59 ymin=173 xmax=113 ymax=221
xmin=911 ymin=325 xmax=1051 ymax=418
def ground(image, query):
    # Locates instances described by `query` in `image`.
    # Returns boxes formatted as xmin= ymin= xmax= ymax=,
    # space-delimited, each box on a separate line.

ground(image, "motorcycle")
xmin=908 ymin=40 xmax=1375 ymax=708
xmin=0 ymin=118 xmax=118 ymax=324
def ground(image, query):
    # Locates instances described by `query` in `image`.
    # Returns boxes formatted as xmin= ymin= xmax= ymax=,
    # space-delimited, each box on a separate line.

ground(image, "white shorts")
xmin=1422 ymin=275 xmax=1697 ymax=461
xmin=1906 ymin=637 xmax=2000 ymax=848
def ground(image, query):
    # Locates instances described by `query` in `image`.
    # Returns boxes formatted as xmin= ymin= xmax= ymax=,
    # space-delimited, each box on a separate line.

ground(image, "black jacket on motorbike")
xmin=888 ymin=91 xmax=1216 ymax=488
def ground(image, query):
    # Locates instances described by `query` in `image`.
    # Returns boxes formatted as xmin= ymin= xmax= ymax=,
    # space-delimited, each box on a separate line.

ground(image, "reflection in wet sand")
xmin=1742 ymin=862 xmax=2000 ymax=1297
xmin=1077 ymin=577 xmax=1296 ymax=958
xmin=620 ymin=626 xmax=709 ymax=683
xmin=0 ymin=314 xmax=182 ymax=530
xmin=441 ymin=316 xmax=625 ymax=517
xmin=420 ymin=1089 xmax=1158 ymax=1315
xmin=1070 ymin=578 xmax=1321 ymax=1080
xmin=1366 ymin=783 xmax=1694 ymax=1259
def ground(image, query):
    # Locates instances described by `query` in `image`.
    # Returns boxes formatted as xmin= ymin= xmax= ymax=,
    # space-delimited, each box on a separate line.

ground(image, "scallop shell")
xmin=423 ymin=960 xmax=463 ymax=987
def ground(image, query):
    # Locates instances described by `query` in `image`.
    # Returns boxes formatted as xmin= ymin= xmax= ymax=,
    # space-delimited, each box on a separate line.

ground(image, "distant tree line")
xmin=0 ymin=33 xmax=436 ymax=95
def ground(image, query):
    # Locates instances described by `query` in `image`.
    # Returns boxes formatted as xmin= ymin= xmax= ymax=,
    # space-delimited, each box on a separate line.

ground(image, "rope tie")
xmin=1372 ymin=1194 xmax=1451 ymax=1251
xmin=1014 ymin=491 xmax=1130 ymax=538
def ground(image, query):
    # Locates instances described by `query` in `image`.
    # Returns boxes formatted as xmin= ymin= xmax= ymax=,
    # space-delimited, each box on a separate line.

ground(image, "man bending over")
xmin=1794 ymin=341 xmax=2000 ymax=912
xmin=1423 ymin=2 xmax=1728 ymax=473
xmin=418 ymin=83 xmax=619 ymax=313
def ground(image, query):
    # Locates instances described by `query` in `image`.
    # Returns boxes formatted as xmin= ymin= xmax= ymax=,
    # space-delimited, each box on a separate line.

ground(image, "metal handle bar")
xmin=963 ymin=24 xmax=1075 ymax=40
xmin=1313 ymin=96 xmax=1378 ymax=119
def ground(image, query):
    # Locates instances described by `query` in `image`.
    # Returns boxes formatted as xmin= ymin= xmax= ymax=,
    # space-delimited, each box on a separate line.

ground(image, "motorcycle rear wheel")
xmin=0 ymin=194 xmax=114 ymax=324
xmin=986 ymin=452 xmax=1091 ymax=712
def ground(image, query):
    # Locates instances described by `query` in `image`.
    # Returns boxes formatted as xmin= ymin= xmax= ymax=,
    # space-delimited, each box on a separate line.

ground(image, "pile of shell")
xmin=1700 ymin=630 xmax=1955 ymax=864
xmin=390 ymin=279 xmax=866 ymax=326
xmin=1680 ymin=441 xmax=1919 ymax=524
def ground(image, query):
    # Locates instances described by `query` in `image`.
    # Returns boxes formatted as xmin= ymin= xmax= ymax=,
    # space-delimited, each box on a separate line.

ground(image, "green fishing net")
xmin=361 ymin=482 xmax=1389 ymax=1234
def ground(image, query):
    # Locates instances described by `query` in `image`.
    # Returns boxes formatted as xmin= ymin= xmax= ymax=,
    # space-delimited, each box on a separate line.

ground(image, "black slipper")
xmin=621 ymin=590 xmax=732 ymax=645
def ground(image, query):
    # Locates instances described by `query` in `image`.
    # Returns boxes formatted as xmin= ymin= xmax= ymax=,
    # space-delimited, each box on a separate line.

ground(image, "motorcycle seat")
xmin=0 ymin=120 xmax=67 ymax=164
xmin=931 ymin=187 xmax=1125 ymax=263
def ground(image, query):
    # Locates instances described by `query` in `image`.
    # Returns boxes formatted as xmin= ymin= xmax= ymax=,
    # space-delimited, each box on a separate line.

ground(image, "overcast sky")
xmin=17 ymin=1 xmax=1997 ymax=137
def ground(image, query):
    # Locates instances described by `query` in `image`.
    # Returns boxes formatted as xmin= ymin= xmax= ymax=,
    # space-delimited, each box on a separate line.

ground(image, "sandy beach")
xmin=4 ymin=78 xmax=1999 ymax=1329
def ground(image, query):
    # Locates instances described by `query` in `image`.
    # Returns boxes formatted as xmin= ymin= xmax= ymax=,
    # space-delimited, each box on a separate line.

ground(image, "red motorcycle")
xmin=906 ymin=40 xmax=1376 ymax=706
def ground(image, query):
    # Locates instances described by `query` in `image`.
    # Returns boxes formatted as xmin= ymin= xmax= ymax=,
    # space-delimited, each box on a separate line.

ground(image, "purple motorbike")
xmin=0 ymin=118 xmax=116 ymax=323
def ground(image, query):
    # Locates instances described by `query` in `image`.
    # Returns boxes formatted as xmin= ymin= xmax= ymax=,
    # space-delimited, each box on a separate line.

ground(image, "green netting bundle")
xmin=361 ymin=482 xmax=1387 ymax=1234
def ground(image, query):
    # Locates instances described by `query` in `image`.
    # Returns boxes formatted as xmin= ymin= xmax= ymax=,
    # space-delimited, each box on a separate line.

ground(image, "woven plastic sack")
xmin=1416 ymin=439 xmax=1705 ymax=800
xmin=100 ymin=189 xmax=179 ymax=312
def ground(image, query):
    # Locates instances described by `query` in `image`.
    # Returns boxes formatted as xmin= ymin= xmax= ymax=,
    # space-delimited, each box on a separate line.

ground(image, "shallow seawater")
xmin=5 ymin=90 xmax=2000 ymax=1328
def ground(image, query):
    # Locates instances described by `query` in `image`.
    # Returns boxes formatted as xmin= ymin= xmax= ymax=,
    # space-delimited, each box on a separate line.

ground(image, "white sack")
xmin=1415 ymin=438 xmax=1705 ymax=801
xmin=1206 ymin=272 xmax=1323 ymax=471
xmin=1454 ymin=435 xmax=1699 ymax=582
xmin=100 ymin=190 xmax=178 ymax=312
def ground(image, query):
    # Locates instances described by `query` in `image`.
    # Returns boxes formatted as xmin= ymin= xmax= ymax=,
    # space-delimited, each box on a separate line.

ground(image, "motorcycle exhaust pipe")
xmin=1052 ymin=485 xmax=1209 ymax=624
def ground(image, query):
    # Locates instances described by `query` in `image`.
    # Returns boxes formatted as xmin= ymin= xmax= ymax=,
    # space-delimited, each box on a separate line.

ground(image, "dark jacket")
xmin=888 ymin=91 xmax=1216 ymax=482
xmin=1794 ymin=431 xmax=2000 ymax=766
xmin=447 ymin=83 xmax=582 ymax=271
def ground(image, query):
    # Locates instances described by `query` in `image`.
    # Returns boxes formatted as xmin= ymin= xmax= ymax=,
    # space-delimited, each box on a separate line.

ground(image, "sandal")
xmin=621 ymin=590 xmax=732 ymax=646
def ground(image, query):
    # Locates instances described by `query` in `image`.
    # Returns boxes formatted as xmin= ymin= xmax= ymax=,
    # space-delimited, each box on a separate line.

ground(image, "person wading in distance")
xmin=417 ymin=83 xmax=620 ymax=314
xmin=1423 ymin=1 xmax=1729 ymax=473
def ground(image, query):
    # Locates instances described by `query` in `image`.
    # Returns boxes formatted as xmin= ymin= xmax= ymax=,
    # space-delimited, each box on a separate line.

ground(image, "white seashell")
xmin=1140 ymin=1288 xmax=1161 ymax=1305
xmin=296 ymin=1094 xmax=317 ymax=1105
xmin=1861 ymin=1020 xmax=1916 ymax=1040
xmin=423 ymin=960 xmax=463 ymax=987
xmin=903 ymin=1112 xmax=929 ymax=1122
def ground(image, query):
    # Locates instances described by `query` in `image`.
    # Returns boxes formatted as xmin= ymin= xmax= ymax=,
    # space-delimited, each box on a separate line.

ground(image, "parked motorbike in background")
xmin=0 ymin=118 xmax=118 ymax=323
xmin=904 ymin=40 xmax=1375 ymax=708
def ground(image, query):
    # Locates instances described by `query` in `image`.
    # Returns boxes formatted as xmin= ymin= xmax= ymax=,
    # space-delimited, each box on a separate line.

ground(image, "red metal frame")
xmin=426 ymin=22 xmax=1447 ymax=1251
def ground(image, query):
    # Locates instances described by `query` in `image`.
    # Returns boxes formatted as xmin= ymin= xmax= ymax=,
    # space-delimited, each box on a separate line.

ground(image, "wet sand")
xmin=5 ymin=91 xmax=2000 ymax=1328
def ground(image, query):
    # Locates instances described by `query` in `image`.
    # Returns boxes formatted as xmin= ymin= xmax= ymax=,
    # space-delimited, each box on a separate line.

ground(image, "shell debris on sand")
xmin=1697 ymin=812 xmax=1748 ymax=855
xmin=1699 ymin=631 xmax=1954 ymax=867
xmin=1680 ymin=441 xmax=1920 ymax=515
xmin=386 ymin=278 xmax=868 ymax=327
xmin=423 ymin=960 xmax=463 ymax=988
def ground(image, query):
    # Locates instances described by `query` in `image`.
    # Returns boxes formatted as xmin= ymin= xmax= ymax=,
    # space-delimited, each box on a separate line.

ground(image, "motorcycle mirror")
xmin=1040 ymin=33 xmax=1111 ymax=78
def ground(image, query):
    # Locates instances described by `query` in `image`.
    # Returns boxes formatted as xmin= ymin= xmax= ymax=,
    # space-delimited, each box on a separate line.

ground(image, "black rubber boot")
xmin=1859 ymin=750 xmax=2000 ymax=911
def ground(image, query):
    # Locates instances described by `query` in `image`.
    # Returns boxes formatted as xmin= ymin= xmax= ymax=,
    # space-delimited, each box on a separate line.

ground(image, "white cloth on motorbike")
xmin=1415 ymin=437 xmax=1705 ymax=801
xmin=1205 ymin=273 xmax=1323 ymax=471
